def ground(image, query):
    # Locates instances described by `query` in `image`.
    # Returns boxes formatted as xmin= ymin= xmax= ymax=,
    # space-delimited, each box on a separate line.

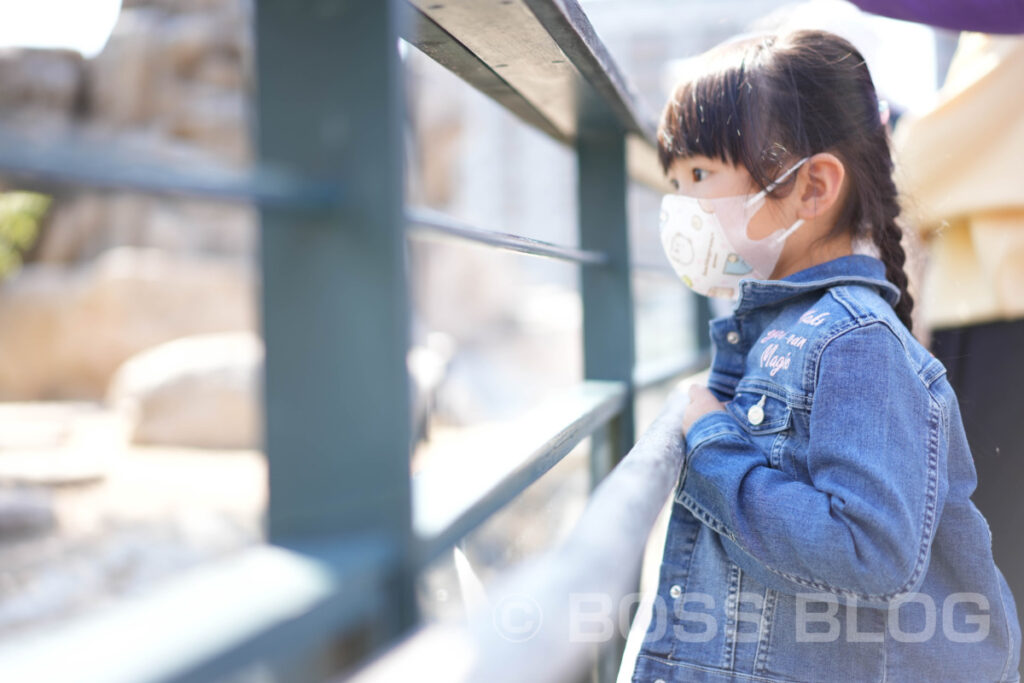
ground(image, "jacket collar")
xmin=733 ymin=255 xmax=901 ymax=316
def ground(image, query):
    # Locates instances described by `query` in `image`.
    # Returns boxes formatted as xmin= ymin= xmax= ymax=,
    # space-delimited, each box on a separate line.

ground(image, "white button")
xmin=747 ymin=395 xmax=766 ymax=426
xmin=655 ymin=679 xmax=666 ymax=683
xmin=669 ymin=584 xmax=682 ymax=598
xmin=726 ymin=331 xmax=740 ymax=344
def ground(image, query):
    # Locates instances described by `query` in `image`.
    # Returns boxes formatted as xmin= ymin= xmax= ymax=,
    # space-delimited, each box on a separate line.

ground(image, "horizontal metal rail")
xmin=413 ymin=380 xmax=627 ymax=569
xmin=0 ymin=128 xmax=340 ymax=209
xmin=403 ymin=10 xmax=566 ymax=144
xmin=347 ymin=382 xmax=694 ymax=683
xmin=402 ymin=1 xmax=671 ymax=193
xmin=407 ymin=206 xmax=609 ymax=265
xmin=404 ymin=0 xmax=654 ymax=144
xmin=519 ymin=0 xmax=656 ymax=140
xmin=0 ymin=539 xmax=394 ymax=683
xmin=633 ymin=350 xmax=712 ymax=392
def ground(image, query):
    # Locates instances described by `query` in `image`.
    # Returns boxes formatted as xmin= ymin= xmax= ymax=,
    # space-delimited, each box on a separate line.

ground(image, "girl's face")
xmin=665 ymin=155 xmax=789 ymax=241
xmin=665 ymin=153 xmax=854 ymax=280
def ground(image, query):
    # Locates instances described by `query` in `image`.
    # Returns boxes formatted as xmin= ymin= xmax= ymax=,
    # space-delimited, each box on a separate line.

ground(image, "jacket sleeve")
xmin=677 ymin=322 xmax=947 ymax=608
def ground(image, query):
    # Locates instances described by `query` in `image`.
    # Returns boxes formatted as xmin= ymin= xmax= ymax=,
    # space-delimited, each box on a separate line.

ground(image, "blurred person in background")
xmin=847 ymin=0 xmax=1024 ymax=651
xmin=892 ymin=30 xmax=1024 ymax=647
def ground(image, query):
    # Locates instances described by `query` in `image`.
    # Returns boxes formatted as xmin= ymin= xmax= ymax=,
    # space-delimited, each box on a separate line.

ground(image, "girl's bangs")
xmin=657 ymin=44 xmax=767 ymax=175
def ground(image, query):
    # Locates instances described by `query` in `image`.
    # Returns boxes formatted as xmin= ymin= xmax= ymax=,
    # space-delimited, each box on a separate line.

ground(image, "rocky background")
xmin=0 ymin=0 xmax=617 ymax=647
xmin=0 ymin=0 xmax=256 ymax=405
xmin=0 ymin=0 xmax=273 ymax=644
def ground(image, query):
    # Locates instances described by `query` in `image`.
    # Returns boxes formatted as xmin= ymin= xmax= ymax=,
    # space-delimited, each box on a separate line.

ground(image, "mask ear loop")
xmin=744 ymin=156 xmax=810 ymax=244
xmin=772 ymin=218 xmax=805 ymax=244
xmin=745 ymin=156 xmax=810 ymax=207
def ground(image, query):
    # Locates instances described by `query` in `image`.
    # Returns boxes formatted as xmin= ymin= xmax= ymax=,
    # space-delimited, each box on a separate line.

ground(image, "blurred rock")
xmin=0 ymin=248 xmax=255 ymax=400
xmin=162 ymin=10 xmax=222 ymax=77
xmin=0 ymin=451 xmax=110 ymax=488
xmin=156 ymin=7 xmax=250 ymax=162
xmin=0 ymin=488 xmax=55 ymax=540
xmin=0 ymin=403 xmax=117 ymax=486
xmin=86 ymin=8 xmax=167 ymax=126
xmin=36 ymin=193 xmax=256 ymax=264
xmin=33 ymin=194 xmax=107 ymax=264
xmin=71 ymin=2 xmax=251 ymax=161
xmin=0 ymin=49 xmax=84 ymax=115
xmin=161 ymin=8 xmax=247 ymax=79
xmin=195 ymin=54 xmax=245 ymax=90
xmin=108 ymin=332 xmax=261 ymax=449
xmin=162 ymin=84 xmax=249 ymax=163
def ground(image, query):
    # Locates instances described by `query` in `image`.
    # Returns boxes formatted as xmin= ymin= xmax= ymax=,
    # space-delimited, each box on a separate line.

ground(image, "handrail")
xmin=403 ymin=10 xmax=567 ymax=144
xmin=519 ymin=0 xmax=656 ymax=141
xmin=0 ymin=540 xmax=394 ymax=683
xmin=413 ymin=380 xmax=627 ymax=569
xmin=407 ymin=206 xmax=609 ymax=265
xmin=346 ymin=383 xmax=693 ymax=683
xmin=405 ymin=0 xmax=655 ymax=144
xmin=0 ymin=127 xmax=340 ymax=209
xmin=403 ymin=0 xmax=671 ymax=193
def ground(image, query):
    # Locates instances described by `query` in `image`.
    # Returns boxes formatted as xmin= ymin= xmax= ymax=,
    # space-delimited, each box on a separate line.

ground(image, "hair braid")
xmin=870 ymin=169 xmax=915 ymax=332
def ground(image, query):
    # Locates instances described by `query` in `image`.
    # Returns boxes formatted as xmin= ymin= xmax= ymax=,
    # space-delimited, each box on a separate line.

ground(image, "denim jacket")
xmin=632 ymin=255 xmax=1021 ymax=683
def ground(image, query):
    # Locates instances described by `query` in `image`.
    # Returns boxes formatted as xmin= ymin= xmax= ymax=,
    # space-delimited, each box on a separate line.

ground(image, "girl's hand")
xmin=683 ymin=384 xmax=726 ymax=436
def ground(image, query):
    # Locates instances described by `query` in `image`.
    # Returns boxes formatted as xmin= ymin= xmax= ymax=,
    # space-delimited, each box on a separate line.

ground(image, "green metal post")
xmin=578 ymin=130 xmax=636 ymax=469
xmin=578 ymin=130 xmax=635 ymax=683
xmin=696 ymin=294 xmax=713 ymax=353
xmin=254 ymin=0 xmax=417 ymax=655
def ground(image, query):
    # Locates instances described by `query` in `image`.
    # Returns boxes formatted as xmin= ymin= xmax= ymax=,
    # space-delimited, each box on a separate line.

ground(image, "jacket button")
xmin=726 ymin=331 xmax=740 ymax=344
xmin=748 ymin=395 xmax=766 ymax=426
xmin=669 ymin=584 xmax=682 ymax=598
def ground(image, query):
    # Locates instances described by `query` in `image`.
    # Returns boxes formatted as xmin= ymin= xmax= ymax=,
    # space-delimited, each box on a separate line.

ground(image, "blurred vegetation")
xmin=0 ymin=191 xmax=51 ymax=279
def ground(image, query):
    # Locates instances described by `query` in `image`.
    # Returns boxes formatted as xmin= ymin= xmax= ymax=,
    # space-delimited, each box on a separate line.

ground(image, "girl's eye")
xmin=692 ymin=168 xmax=709 ymax=182
xmin=669 ymin=178 xmax=680 ymax=191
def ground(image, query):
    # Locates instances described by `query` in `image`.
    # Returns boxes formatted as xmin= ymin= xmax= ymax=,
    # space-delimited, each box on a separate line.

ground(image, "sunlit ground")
xmin=0 ymin=402 xmax=264 ymax=638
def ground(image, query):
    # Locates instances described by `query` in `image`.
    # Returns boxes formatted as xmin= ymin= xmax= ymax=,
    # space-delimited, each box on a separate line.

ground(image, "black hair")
xmin=657 ymin=30 xmax=913 ymax=331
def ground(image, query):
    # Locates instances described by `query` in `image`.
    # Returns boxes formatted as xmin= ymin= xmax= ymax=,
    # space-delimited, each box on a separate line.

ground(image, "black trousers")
xmin=932 ymin=319 xmax=1024 ymax=643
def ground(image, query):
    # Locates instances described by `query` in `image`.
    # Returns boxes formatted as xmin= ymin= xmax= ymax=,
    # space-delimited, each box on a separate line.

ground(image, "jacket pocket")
xmin=725 ymin=387 xmax=793 ymax=436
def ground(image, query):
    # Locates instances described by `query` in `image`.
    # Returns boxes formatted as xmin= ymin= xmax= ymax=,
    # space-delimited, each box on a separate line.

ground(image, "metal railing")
xmin=0 ymin=1 xmax=710 ymax=681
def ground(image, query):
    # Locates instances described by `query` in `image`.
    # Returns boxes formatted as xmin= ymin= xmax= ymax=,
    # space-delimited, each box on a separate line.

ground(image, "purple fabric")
xmin=850 ymin=0 xmax=1024 ymax=34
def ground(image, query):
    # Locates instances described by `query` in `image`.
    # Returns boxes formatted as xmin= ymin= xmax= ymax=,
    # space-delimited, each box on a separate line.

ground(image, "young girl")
xmin=630 ymin=30 xmax=1021 ymax=682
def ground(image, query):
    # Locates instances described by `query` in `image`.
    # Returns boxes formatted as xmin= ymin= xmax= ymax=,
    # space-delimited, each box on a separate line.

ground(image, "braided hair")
xmin=657 ymin=30 xmax=914 ymax=331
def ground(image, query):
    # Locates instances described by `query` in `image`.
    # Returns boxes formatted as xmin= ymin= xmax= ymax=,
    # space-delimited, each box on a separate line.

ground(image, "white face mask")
xmin=659 ymin=157 xmax=809 ymax=299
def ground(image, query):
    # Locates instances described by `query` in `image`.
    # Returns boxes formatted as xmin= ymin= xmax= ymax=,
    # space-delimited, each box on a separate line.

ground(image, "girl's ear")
xmin=796 ymin=153 xmax=846 ymax=219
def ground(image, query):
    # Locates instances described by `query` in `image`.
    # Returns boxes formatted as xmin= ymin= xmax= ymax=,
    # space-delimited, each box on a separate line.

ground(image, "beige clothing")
xmin=893 ymin=33 xmax=1024 ymax=329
